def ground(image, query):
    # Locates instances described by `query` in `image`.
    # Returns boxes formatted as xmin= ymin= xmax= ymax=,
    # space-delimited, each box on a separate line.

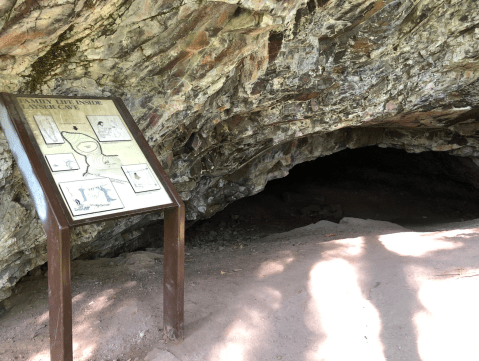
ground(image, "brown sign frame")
xmin=0 ymin=93 xmax=185 ymax=361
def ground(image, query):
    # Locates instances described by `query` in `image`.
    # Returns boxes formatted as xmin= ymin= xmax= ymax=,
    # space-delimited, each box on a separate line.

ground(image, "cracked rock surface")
xmin=1 ymin=0 xmax=479 ymax=301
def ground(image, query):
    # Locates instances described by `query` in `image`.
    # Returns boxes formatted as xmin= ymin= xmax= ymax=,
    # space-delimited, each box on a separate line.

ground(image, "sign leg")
xmin=46 ymin=224 xmax=73 ymax=361
xmin=163 ymin=206 xmax=185 ymax=339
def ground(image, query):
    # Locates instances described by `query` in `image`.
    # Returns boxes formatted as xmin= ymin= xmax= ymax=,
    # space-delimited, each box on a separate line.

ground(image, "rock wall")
xmin=1 ymin=0 xmax=479 ymax=301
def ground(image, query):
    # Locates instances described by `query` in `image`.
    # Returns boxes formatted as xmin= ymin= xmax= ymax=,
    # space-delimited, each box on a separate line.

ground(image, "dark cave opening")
xmin=18 ymin=146 xmax=479 ymax=280
xmin=268 ymin=146 xmax=479 ymax=226
xmin=186 ymin=146 xmax=479 ymax=245
xmin=81 ymin=145 xmax=479 ymax=254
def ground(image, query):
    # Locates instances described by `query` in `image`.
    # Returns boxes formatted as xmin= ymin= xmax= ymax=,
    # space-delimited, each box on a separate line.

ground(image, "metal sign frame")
xmin=0 ymin=93 xmax=185 ymax=361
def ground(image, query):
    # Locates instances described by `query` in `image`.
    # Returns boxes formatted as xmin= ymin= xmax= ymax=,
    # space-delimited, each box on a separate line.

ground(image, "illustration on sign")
xmin=45 ymin=153 xmax=80 ymax=172
xmin=59 ymin=178 xmax=124 ymax=216
xmin=87 ymin=115 xmax=132 ymax=142
xmin=122 ymin=164 xmax=161 ymax=192
xmin=34 ymin=115 xmax=64 ymax=144
xmin=61 ymin=131 xmax=125 ymax=182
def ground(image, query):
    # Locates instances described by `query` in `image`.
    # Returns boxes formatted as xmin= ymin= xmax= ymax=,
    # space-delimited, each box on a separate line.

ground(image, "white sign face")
xmin=87 ymin=115 xmax=132 ymax=142
xmin=59 ymin=178 xmax=124 ymax=216
xmin=122 ymin=164 xmax=161 ymax=193
xmin=34 ymin=115 xmax=64 ymax=144
xmin=17 ymin=97 xmax=173 ymax=220
xmin=45 ymin=153 xmax=80 ymax=172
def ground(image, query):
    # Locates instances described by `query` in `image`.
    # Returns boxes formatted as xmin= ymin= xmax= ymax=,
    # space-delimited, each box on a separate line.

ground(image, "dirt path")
xmin=2 ymin=217 xmax=479 ymax=361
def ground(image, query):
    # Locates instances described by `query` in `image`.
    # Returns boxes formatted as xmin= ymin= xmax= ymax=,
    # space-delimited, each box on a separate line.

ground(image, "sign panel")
xmin=16 ymin=96 xmax=172 ymax=221
xmin=1 ymin=94 xmax=185 ymax=361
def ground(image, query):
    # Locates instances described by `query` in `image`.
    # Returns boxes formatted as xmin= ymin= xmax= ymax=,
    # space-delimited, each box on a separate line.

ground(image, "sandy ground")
xmin=1 ymin=217 xmax=479 ymax=361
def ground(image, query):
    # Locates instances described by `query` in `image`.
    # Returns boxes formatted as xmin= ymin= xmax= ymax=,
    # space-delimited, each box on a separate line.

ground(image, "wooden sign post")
xmin=0 ymin=93 xmax=185 ymax=360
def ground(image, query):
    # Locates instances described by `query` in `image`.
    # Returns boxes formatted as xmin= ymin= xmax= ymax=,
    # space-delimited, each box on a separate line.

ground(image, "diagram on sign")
xmin=45 ymin=153 xmax=80 ymax=172
xmin=87 ymin=115 xmax=131 ymax=142
xmin=59 ymin=178 xmax=124 ymax=216
xmin=34 ymin=115 xmax=64 ymax=144
xmin=61 ymin=131 xmax=126 ymax=182
xmin=122 ymin=164 xmax=161 ymax=193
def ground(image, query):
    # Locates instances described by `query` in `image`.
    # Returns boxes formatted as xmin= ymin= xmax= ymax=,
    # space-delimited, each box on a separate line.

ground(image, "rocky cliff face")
xmin=1 ymin=0 xmax=479 ymax=301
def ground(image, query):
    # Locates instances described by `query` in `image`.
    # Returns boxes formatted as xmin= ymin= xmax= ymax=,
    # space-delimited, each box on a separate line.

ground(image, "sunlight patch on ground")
xmin=209 ymin=313 xmax=262 ymax=361
xmin=71 ymin=325 xmax=98 ymax=360
xmin=208 ymin=287 xmax=281 ymax=361
xmin=256 ymin=288 xmax=282 ymax=311
xmin=306 ymin=257 xmax=386 ymax=361
xmin=122 ymin=280 xmax=138 ymax=289
xmin=86 ymin=289 xmax=115 ymax=313
xmin=70 ymin=289 xmax=125 ymax=360
xmin=324 ymin=237 xmax=365 ymax=257
xmin=72 ymin=292 xmax=85 ymax=303
xmin=27 ymin=343 xmax=94 ymax=361
xmin=409 ymin=265 xmax=479 ymax=361
xmin=257 ymin=256 xmax=294 ymax=279
xmin=379 ymin=232 xmax=462 ymax=257
xmin=37 ymin=310 xmax=49 ymax=325
xmin=78 ymin=345 xmax=95 ymax=360
xmin=218 ymin=343 xmax=243 ymax=361
xmin=436 ymin=228 xmax=476 ymax=238
xmin=28 ymin=351 xmax=50 ymax=361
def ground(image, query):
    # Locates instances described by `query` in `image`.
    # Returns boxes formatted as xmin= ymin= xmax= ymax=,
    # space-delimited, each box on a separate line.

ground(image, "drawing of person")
xmin=97 ymin=120 xmax=122 ymax=139
xmin=41 ymin=117 xmax=59 ymax=142
xmin=110 ymin=122 xmax=122 ymax=138
xmin=78 ymin=187 xmax=87 ymax=201
xmin=98 ymin=185 xmax=116 ymax=202
xmin=97 ymin=121 xmax=109 ymax=138
xmin=131 ymin=172 xmax=142 ymax=188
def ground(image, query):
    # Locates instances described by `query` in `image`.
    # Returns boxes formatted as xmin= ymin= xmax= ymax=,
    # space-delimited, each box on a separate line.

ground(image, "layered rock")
xmin=1 ymin=0 xmax=479 ymax=301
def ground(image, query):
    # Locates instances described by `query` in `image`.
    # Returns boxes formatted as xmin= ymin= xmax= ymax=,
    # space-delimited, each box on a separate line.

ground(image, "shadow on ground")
xmin=2 ymin=217 xmax=479 ymax=361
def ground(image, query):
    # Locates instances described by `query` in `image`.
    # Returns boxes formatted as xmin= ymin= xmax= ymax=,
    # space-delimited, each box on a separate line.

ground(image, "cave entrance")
xmin=188 ymin=146 xmax=479 ymax=245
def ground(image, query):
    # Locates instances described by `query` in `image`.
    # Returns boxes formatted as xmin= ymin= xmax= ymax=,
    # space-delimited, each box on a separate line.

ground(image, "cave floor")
xmin=3 ymin=147 xmax=479 ymax=360
xmin=2 ymin=216 xmax=479 ymax=361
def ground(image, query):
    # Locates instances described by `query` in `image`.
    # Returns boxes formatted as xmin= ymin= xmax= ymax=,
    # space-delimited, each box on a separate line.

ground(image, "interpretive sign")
xmin=0 ymin=93 xmax=185 ymax=361
xmin=15 ymin=96 xmax=173 ymax=221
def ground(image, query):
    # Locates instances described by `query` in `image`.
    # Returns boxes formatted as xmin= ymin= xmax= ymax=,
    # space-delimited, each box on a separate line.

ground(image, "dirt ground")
xmin=3 ymin=147 xmax=479 ymax=360
xmin=2 ymin=215 xmax=479 ymax=361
